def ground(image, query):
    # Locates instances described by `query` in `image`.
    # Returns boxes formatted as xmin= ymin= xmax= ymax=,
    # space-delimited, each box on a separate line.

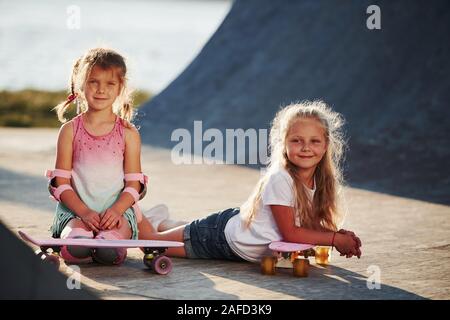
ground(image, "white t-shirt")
xmin=224 ymin=167 xmax=315 ymax=263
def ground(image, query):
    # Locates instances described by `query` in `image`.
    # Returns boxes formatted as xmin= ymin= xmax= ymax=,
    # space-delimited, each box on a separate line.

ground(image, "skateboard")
xmin=18 ymin=231 xmax=184 ymax=275
xmin=260 ymin=241 xmax=331 ymax=277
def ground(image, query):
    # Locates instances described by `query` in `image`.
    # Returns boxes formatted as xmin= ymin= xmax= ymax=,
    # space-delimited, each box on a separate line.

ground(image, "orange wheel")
xmin=293 ymin=258 xmax=309 ymax=277
xmin=315 ymin=247 xmax=331 ymax=265
xmin=261 ymin=256 xmax=277 ymax=275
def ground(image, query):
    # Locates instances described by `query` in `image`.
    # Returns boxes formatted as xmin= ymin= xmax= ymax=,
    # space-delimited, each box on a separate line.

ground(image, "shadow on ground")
xmin=72 ymin=257 xmax=426 ymax=300
xmin=0 ymin=223 xmax=96 ymax=299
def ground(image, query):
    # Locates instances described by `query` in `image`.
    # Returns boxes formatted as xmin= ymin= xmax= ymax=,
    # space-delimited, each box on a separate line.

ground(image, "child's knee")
xmin=60 ymin=227 xmax=94 ymax=264
xmin=60 ymin=219 xmax=91 ymax=239
xmin=92 ymin=230 xmax=127 ymax=265
xmin=62 ymin=227 xmax=93 ymax=239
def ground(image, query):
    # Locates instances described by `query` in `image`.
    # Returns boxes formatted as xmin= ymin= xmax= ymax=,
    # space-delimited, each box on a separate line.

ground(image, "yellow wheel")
xmin=315 ymin=246 xmax=331 ymax=265
xmin=261 ymin=256 xmax=277 ymax=275
xmin=293 ymin=258 xmax=309 ymax=277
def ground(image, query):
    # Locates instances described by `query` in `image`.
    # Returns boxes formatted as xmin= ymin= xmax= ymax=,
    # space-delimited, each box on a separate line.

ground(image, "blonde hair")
xmin=53 ymin=47 xmax=134 ymax=125
xmin=241 ymin=100 xmax=347 ymax=231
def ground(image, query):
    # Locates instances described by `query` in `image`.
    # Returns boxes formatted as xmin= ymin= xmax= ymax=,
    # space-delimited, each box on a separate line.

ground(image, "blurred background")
xmin=0 ymin=0 xmax=231 ymax=127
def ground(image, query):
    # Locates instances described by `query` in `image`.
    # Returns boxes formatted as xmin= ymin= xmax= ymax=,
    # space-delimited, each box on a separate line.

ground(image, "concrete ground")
xmin=0 ymin=128 xmax=449 ymax=299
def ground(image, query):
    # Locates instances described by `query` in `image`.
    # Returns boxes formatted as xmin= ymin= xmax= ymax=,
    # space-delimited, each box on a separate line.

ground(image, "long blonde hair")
xmin=241 ymin=100 xmax=347 ymax=231
xmin=53 ymin=47 xmax=134 ymax=124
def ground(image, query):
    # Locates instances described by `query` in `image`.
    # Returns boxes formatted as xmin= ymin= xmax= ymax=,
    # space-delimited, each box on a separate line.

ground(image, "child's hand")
xmin=338 ymin=229 xmax=362 ymax=258
xmin=334 ymin=232 xmax=359 ymax=258
xmin=100 ymin=207 xmax=123 ymax=230
xmin=80 ymin=210 xmax=101 ymax=233
xmin=339 ymin=229 xmax=362 ymax=247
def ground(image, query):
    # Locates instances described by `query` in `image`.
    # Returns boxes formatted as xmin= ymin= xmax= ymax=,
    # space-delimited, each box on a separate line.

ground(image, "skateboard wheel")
xmin=261 ymin=256 xmax=277 ymax=275
xmin=143 ymin=253 xmax=154 ymax=269
xmin=151 ymin=256 xmax=172 ymax=275
xmin=315 ymin=246 xmax=331 ymax=265
xmin=293 ymin=258 xmax=309 ymax=277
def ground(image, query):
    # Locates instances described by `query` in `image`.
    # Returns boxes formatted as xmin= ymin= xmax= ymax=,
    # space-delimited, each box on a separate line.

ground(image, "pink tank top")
xmin=71 ymin=114 xmax=126 ymax=213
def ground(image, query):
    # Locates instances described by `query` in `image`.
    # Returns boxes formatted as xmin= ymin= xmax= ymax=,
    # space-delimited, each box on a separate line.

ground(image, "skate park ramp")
xmin=138 ymin=0 xmax=450 ymax=205
xmin=0 ymin=222 xmax=96 ymax=299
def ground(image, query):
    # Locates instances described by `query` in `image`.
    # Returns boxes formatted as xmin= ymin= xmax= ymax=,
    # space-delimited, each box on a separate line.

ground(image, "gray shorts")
xmin=50 ymin=202 xmax=139 ymax=240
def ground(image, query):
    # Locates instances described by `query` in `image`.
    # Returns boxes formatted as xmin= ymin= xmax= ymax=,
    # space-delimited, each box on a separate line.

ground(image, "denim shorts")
xmin=183 ymin=207 xmax=245 ymax=261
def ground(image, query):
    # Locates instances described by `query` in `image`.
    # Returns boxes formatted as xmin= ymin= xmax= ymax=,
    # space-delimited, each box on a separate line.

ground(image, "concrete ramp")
xmin=139 ymin=0 xmax=450 ymax=205
xmin=0 ymin=222 xmax=96 ymax=299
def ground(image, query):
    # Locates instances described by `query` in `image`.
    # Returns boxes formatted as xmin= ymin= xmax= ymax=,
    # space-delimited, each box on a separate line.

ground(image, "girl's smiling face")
xmin=285 ymin=117 xmax=328 ymax=171
xmin=84 ymin=65 xmax=122 ymax=112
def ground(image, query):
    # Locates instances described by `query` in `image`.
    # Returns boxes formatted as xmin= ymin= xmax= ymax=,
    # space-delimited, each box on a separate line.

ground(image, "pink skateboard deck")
xmin=19 ymin=231 xmax=183 ymax=249
xmin=269 ymin=241 xmax=315 ymax=253
xmin=19 ymin=231 xmax=183 ymax=275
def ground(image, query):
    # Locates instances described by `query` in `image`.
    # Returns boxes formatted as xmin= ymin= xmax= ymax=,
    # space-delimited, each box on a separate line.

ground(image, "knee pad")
xmin=92 ymin=230 xmax=127 ymax=265
xmin=60 ymin=228 xmax=94 ymax=264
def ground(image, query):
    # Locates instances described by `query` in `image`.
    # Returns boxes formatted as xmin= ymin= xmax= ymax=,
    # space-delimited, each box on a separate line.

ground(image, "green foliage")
xmin=0 ymin=89 xmax=152 ymax=127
